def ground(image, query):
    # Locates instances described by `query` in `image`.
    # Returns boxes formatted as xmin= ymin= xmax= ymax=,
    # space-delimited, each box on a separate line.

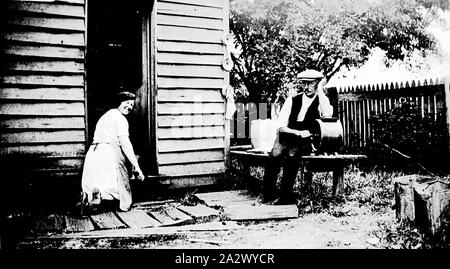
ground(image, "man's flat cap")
xmin=297 ymin=69 xmax=324 ymax=81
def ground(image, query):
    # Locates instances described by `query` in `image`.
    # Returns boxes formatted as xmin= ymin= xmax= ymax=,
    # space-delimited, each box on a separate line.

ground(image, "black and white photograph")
xmin=0 ymin=0 xmax=449 ymax=261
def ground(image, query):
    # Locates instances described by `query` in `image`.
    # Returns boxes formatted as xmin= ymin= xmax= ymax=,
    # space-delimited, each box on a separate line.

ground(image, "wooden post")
xmin=301 ymin=163 xmax=313 ymax=194
xmin=332 ymin=166 xmax=344 ymax=196
xmin=149 ymin=1 xmax=158 ymax=174
xmin=444 ymin=76 xmax=450 ymax=152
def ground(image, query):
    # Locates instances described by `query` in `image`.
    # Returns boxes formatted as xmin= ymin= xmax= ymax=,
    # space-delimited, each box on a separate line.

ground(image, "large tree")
xmin=230 ymin=0 xmax=448 ymax=104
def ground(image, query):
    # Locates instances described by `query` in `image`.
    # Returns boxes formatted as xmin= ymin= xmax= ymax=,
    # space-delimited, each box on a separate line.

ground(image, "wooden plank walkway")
xmin=147 ymin=209 xmax=184 ymax=227
xmin=64 ymin=216 xmax=95 ymax=233
xmin=25 ymin=221 xmax=242 ymax=240
xmin=116 ymin=210 xmax=161 ymax=229
xmin=195 ymin=190 xmax=299 ymax=221
xmin=90 ymin=212 xmax=126 ymax=230
xmin=177 ymin=204 xmax=220 ymax=220
xmin=225 ymin=205 xmax=298 ymax=221
xmin=24 ymin=190 xmax=299 ymax=240
xmin=133 ymin=205 xmax=198 ymax=226
xmin=195 ymin=190 xmax=256 ymax=208
xmin=132 ymin=200 xmax=177 ymax=210
xmin=164 ymin=206 xmax=193 ymax=224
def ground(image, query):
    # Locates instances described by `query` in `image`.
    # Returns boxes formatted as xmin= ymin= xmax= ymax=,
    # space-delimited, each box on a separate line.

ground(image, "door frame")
xmin=85 ymin=0 xmax=158 ymax=175
xmin=142 ymin=1 xmax=158 ymax=175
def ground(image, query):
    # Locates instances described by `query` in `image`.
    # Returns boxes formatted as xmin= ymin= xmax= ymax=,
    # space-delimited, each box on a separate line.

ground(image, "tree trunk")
xmin=393 ymin=175 xmax=418 ymax=223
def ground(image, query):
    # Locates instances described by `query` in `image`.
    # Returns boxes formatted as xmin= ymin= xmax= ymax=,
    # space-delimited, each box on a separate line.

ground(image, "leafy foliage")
xmin=368 ymin=100 xmax=448 ymax=172
xmin=373 ymin=205 xmax=450 ymax=249
xmin=371 ymin=221 xmax=426 ymax=249
xmin=295 ymin=167 xmax=398 ymax=215
xmin=230 ymin=0 xmax=441 ymax=104
xmin=344 ymin=166 xmax=399 ymax=211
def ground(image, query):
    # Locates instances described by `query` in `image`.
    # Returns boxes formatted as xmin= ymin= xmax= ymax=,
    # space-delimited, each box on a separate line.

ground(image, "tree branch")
xmin=316 ymin=51 xmax=326 ymax=66
xmin=326 ymin=58 xmax=344 ymax=80
xmin=231 ymin=54 xmax=248 ymax=84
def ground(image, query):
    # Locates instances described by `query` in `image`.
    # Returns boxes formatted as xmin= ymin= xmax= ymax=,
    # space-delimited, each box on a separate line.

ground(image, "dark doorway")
xmin=87 ymin=1 xmax=156 ymax=174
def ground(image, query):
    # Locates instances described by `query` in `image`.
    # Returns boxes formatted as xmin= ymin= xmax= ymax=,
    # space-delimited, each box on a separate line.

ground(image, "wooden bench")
xmin=229 ymin=87 xmax=367 ymax=196
xmin=229 ymin=145 xmax=366 ymax=196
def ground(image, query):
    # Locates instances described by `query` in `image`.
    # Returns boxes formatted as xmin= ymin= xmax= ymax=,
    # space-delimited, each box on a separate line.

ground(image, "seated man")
xmin=259 ymin=69 xmax=334 ymax=205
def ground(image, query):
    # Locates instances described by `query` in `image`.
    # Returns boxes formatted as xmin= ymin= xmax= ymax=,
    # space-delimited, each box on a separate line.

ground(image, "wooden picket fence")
xmin=337 ymin=77 xmax=450 ymax=149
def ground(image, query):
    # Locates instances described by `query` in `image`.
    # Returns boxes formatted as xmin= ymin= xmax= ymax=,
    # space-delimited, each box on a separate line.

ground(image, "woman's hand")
xmin=134 ymin=167 xmax=145 ymax=181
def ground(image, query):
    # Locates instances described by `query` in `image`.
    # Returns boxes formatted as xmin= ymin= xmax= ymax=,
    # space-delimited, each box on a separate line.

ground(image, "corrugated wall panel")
xmin=0 ymin=0 xmax=87 ymax=177
xmin=155 ymin=0 xmax=228 ymax=176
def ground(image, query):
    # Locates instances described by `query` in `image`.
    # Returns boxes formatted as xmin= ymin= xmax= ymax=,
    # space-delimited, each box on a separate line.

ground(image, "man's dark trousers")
xmin=262 ymin=133 xmax=312 ymax=202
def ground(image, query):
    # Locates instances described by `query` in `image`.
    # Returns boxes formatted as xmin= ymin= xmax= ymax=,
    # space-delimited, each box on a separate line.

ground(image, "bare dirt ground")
xmin=8 ymin=167 xmax=449 ymax=251
xmin=17 ymin=203 xmax=392 ymax=249
xmin=144 ymin=202 xmax=392 ymax=249
xmin=16 ymin=168 xmax=402 ymax=250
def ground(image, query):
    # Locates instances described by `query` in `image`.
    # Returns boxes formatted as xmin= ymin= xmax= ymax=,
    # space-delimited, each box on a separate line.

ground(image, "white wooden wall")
xmin=0 ymin=0 xmax=87 ymax=177
xmin=155 ymin=0 xmax=229 ymax=177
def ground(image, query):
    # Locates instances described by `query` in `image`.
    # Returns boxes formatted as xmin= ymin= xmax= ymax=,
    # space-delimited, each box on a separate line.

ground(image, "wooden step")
xmin=195 ymin=190 xmax=256 ymax=208
xmin=224 ymin=204 xmax=298 ymax=221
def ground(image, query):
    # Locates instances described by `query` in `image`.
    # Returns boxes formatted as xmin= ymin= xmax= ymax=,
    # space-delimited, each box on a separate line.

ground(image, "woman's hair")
xmin=113 ymin=91 xmax=136 ymax=107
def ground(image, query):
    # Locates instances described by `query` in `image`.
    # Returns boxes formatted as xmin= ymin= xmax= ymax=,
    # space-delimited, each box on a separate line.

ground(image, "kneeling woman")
xmin=81 ymin=91 xmax=144 ymax=213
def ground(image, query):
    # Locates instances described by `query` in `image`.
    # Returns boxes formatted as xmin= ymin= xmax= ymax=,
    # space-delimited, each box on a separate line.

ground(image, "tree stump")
xmin=393 ymin=175 xmax=420 ymax=223
xmin=414 ymin=180 xmax=450 ymax=235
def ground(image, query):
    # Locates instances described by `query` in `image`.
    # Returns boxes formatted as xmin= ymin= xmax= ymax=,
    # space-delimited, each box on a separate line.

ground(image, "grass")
xmin=301 ymin=166 xmax=450 ymax=249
